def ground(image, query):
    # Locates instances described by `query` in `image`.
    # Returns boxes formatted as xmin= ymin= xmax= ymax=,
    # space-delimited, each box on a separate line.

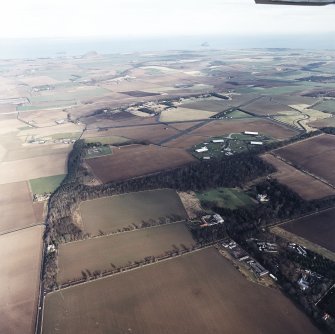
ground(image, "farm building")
xmin=257 ymin=194 xmax=269 ymax=203
xmin=248 ymin=260 xmax=269 ymax=277
xmin=200 ymin=213 xmax=224 ymax=227
xmin=244 ymin=131 xmax=259 ymax=136
xmin=195 ymin=146 xmax=209 ymax=153
xmin=250 ymin=141 xmax=263 ymax=145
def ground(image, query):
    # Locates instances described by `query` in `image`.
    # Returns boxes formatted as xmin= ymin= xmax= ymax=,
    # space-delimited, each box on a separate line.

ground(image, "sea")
xmin=0 ymin=34 xmax=334 ymax=59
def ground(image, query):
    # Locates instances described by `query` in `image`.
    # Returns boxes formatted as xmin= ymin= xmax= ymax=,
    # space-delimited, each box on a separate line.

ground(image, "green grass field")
xmin=29 ymin=174 xmax=66 ymax=195
xmin=313 ymin=100 xmax=335 ymax=114
xmin=197 ymin=187 xmax=255 ymax=210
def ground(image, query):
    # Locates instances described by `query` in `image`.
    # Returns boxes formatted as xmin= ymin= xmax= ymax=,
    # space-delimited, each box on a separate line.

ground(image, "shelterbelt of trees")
xmin=46 ymin=140 xmax=274 ymax=243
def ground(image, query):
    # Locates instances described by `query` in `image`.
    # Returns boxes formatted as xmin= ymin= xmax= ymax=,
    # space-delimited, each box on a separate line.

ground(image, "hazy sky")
xmin=1 ymin=0 xmax=334 ymax=39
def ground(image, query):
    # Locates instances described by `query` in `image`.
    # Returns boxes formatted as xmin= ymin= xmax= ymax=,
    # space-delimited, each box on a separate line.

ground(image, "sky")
xmin=0 ymin=0 xmax=334 ymax=39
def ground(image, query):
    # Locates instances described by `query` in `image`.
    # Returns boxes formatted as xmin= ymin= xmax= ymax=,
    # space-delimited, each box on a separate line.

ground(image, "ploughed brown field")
xmin=0 ymin=181 xmax=37 ymax=234
xmin=0 ymin=225 xmax=44 ymax=334
xmin=261 ymin=154 xmax=335 ymax=200
xmin=104 ymin=124 xmax=181 ymax=144
xmin=86 ymin=144 xmax=196 ymax=183
xmin=57 ymin=222 xmax=195 ymax=283
xmin=79 ymin=189 xmax=188 ymax=235
xmin=274 ymin=134 xmax=335 ymax=186
xmin=44 ymin=248 xmax=320 ymax=334
xmin=282 ymin=208 xmax=335 ymax=253
xmin=165 ymin=134 xmax=207 ymax=149
xmin=190 ymin=119 xmax=298 ymax=139
xmin=308 ymin=118 xmax=335 ymax=128
xmin=241 ymin=96 xmax=294 ymax=116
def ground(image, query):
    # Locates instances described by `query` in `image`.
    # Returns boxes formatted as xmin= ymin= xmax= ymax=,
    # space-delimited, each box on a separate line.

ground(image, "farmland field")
xmin=274 ymin=134 xmax=335 ymax=186
xmin=179 ymin=98 xmax=232 ymax=113
xmin=261 ymin=154 xmax=335 ymax=200
xmin=0 ymin=225 xmax=44 ymax=334
xmin=313 ymin=100 xmax=335 ymax=114
xmin=79 ymin=189 xmax=188 ymax=235
xmin=191 ymin=119 xmax=298 ymax=140
xmin=197 ymin=187 xmax=255 ymax=209
xmin=57 ymin=222 xmax=194 ymax=283
xmin=29 ymin=174 xmax=66 ymax=195
xmin=84 ymin=135 xmax=129 ymax=145
xmin=160 ymin=107 xmax=217 ymax=122
xmin=242 ymin=96 xmax=294 ymax=116
xmin=0 ymin=181 xmax=37 ymax=233
xmin=86 ymin=144 xmax=196 ymax=183
xmin=0 ymin=153 xmax=68 ymax=184
xmin=282 ymin=207 xmax=335 ymax=253
xmin=44 ymin=248 xmax=320 ymax=334
xmin=99 ymin=124 xmax=180 ymax=144
xmin=308 ymin=117 xmax=335 ymax=128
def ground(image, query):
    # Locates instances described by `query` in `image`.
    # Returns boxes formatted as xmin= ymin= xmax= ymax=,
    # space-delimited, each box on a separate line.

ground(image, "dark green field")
xmin=79 ymin=189 xmax=188 ymax=235
xmin=197 ymin=187 xmax=255 ymax=210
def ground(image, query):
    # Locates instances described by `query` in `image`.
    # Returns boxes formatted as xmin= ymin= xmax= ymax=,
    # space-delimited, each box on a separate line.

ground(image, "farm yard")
xmin=79 ymin=189 xmax=188 ymax=235
xmin=274 ymin=134 xmax=335 ymax=186
xmin=282 ymin=207 xmax=335 ymax=253
xmin=57 ymin=222 xmax=194 ymax=283
xmin=0 ymin=181 xmax=37 ymax=234
xmin=86 ymin=144 xmax=196 ymax=183
xmin=0 ymin=226 xmax=44 ymax=334
xmin=43 ymin=248 xmax=320 ymax=334
xmin=261 ymin=154 xmax=335 ymax=200
xmin=85 ymin=145 xmax=112 ymax=159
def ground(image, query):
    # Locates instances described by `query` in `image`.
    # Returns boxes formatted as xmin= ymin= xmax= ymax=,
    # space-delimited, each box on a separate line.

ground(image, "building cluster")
xmin=257 ymin=194 xmax=269 ymax=203
xmin=221 ymin=238 xmax=269 ymax=278
xmin=195 ymin=146 xmax=208 ymax=153
xmin=297 ymin=270 xmax=322 ymax=291
xmin=288 ymin=243 xmax=307 ymax=257
xmin=33 ymin=193 xmax=50 ymax=202
xmin=200 ymin=214 xmax=224 ymax=227
xmin=256 ymin=240 xmax=278 ymax=253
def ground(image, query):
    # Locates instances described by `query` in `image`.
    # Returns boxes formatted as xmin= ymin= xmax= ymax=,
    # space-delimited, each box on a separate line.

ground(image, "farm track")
xmin=0 ymin=221 xmax=44 ymax=237
xmin=158 ymin=119 xmax=213 ymax=145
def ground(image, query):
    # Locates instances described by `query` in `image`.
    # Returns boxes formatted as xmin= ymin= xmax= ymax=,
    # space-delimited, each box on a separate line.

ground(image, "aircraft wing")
xmin=255 ymin=0 xmax=335 ymax=5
